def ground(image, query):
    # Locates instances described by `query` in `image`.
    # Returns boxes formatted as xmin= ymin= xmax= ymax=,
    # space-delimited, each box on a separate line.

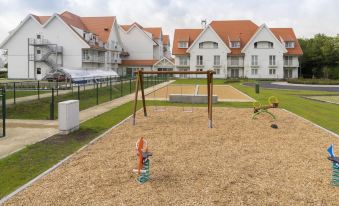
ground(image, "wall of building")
xmin=119 ymin=27 xmax=154 ymax=60
xmin=187 ymin=27 xmax=229 ymax=78
xmin=243 ymin=27 xmax=286 ymax=79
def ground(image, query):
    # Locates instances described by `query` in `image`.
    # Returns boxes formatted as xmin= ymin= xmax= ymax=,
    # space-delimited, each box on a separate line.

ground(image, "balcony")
xmin=108 ymin=57 xmax=122 ymax=64
xmin=284 ymin=61 xmax=299 ymax=67
xmin=82 ymin=55 xmax=105 ymax=63
xmin=28 ymin=38 xmax=49 ymax=45
xmin=106 ymin=42 xmax=122 ymax=51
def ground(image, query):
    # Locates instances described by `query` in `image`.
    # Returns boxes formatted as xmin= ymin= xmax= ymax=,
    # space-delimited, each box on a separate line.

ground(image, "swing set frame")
xmin=132 ymin=70 xmax=215 ymax=128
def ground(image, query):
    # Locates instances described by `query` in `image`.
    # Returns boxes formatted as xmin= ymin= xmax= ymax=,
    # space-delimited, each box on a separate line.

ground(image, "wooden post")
xmin=207 ymin=72 xmax=211 ymax=128
xmin=132 ymin=70 xmax=141 ymax=125
xmin=139 ymin=72 xmax=147 ymax=117
xmin=209 ymin=71 xmax=213 ymax=128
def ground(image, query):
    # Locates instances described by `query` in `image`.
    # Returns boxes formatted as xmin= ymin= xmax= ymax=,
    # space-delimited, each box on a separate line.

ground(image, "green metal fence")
xmin=0 ymin=88 xmax=6 ymax=137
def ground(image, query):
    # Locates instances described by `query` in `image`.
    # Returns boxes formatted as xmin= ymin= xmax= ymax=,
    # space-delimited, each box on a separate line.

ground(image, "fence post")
xmin=56 ymin=81 xmax=59 ymax=96
xmin=50 ymin=88 xmax=55 ymax=120
xmin=13 ymin=82 xmax=16 ymax=105
xmin=120 ymin=78 xmax=123 ymax=97
xmin=77 ymin=85 xmax=80 ymax=100
xmin=110 ymin=76 xmax=112 ymax=100
xmin=129 ymin=78 xmax=132 ymax=93
xmin=37 ymin=80 xmax=40 ymax=100
xmin=2 ymin=88 xmax=6 ymax=137
xmin=71 ymin=80 xmax=74 ymax=94
xmin=96 ymin=83 xmax=99 ymax=105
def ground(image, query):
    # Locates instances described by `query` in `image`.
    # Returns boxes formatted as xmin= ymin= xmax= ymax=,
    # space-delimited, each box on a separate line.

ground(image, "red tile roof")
xmin=120 ymin=23 xmax=162 ymax=40
xmin=172 ymin=29 xmax=203 ymax=55
xmin=33 ymin=11 xmax=115 ymax=43
xmin=270 ymin=28 xmax=303 ymax=55
xmin=163 ymin=35 xmax=169 ymax=45
xmin=121 ymin=60 xmax=158 ymax=66
xmin=172 ymin=20 xmax=303 ymax=56
xmin=210 ymin=20 xmax=259 ymax=55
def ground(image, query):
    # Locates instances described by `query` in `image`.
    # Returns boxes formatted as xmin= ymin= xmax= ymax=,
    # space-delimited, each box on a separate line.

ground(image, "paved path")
xmin=243 ymin=82 xmax=339 ymax=92
xmin=0 ymin=80 xmax=173 ymax=159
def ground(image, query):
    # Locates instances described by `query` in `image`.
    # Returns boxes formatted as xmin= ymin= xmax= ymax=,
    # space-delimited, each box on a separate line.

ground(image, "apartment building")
xmin=172 ymin=20 xmax=302 ymax=79
xmin=0 ymin=11 xmax=173 ymax=80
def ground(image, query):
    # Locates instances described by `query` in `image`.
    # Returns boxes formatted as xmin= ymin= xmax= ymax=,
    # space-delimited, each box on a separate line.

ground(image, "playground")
xmin=4 ymin=107 xmax=339 ymax=205
xmin=147 ymin=84 xmax=254 ymax=102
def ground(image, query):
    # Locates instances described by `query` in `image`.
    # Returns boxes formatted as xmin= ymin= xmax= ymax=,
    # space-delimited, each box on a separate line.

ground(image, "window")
xmin=178 ymin=41 xmax=188 ymax=48
xmin=215 ymin=69 xmax=220 ymax=74
xmin=83 ymin=50 xmax=90 ymax=60
xmin=284 ymin=56 xmax=293 ymax=66
xmin=285 ymin=41 xmax=295 ymax=48
xmin=196 ymin=55 xmax=203 ymax=66
xmin=196 ymin=69 xmax=203 ymax=71
xmin=214 ymin=55 xmax=220 ymax=66
xmin=269 ymin=55 xmax=276 ymax=66
xmin=179 ymin=56 xmax=188 ymax=65
xmin=254 ymin=41 xmax=273 ymax=49
xmin=36 ymin=68 xmax=41 ymax=74
xmin=230 ymin=41 xmax=240 ymax=48
xmin=251 ymin=69 xmax=258 ymax=75
xmin=269 ymin=69 xmax=276 ymax=75
xmin=37 ymin=49 xmax=41 ymax=54
xmin=37 ymin=34 xmax=41 ymax=39
xmin=230 ymin=56 xmax=239 ymax=66
xmin=198 ymin=41 xmax=218 ymax=49
xmin=251 ymin=55 xmax=258 ymax=66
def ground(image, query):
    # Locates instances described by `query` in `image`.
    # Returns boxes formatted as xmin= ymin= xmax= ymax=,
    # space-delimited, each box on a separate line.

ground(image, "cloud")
xmin=0 ymin=0 xmax=338 ymax=43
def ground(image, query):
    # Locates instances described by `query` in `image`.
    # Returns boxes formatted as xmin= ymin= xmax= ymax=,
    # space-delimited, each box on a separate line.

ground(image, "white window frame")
xmin=230 ymin=41 xmax=240 ymax=48
xmin=178 ymin=41 xmax=188 ymax=48
xmin=251 ymin=55 xmax=258 ymax=66
xmin=251 ymin=69 xmax=258 ymax=75
xmin=285 ymin=41 xmax=295 ymax=48
xmin=269 ymin=55 xmax=276 ymax=66
xmin=269 ymin=68 xmax=276 ymax=75
xmin=179 ymin=56 xmax=188 ymax=66
xmin=196 ymin=55 xmax=203 ymax=66
xmin=284 ymin=56 xmax=293 ymax=66
xmin=213 ymin=55 xmax=221 ymax=66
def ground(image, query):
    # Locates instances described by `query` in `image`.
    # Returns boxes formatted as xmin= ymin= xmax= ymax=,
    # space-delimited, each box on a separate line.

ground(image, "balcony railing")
xmin=82 ymin=55 xmax=105 ymax=63
xmin=284 ymin=61 xmax=299 ymax=67
xmin=28 ymin=38 xmax=49 ymax=45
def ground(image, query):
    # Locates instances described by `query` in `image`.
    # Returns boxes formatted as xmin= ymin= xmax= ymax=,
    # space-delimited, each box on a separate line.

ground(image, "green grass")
xmin=0 ymin=101 xmax=143 ymax=199
xmin=5 ymin=90 xmax=48 ymax=100
xmin=6 ymin=79 xmax=161 ymax=120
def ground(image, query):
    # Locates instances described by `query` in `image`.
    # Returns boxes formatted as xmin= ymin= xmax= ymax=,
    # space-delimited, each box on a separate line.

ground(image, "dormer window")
xmin=230 ymin=41 xmax=240 ymax=48
xmin=36 ymin=34 xmax=41 ymax=39
xmin=198 ymin=41 xmax=218 ymax=49
xmin=254 ymin=41 xmax=273 ymax=49
xmin=178 ymin=41 xmax=188 ymax=48
xmin=285 ymin=41 xmax=295 ymax=48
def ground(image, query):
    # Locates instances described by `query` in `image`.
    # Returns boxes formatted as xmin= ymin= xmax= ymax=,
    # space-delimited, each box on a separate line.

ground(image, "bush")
xmin=287 ymin=78 xmax=339 ymax=85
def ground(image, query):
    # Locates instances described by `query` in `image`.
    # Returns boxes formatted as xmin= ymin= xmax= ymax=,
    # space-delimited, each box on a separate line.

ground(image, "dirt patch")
xmin=198 ymin=85 xmax=254 ymax=102
xmin=4 ymin=107 xmax=339 ymax=205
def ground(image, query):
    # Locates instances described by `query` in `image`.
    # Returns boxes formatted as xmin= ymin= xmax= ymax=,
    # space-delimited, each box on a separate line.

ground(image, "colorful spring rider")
xmin=327 ymin=144 xmax=339 ymax=186
xmin=133 ymin=137 xmax=152 ymax=184
xmin=252 ymin=96 xmax=279 ymax=120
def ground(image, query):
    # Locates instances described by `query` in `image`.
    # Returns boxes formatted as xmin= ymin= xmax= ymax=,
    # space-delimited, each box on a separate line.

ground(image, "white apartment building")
xmin=119 ymin=23 xmax=173 ymax=77
xmin=173 ymin=20 xmax=303 ymax=79
xmin=0 ymin=11 xmax=173 ymax=80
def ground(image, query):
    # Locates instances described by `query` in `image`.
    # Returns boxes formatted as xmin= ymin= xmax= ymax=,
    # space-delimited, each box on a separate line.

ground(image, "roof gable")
xmin=270 ymin=28 xmax=303 ymax=55
xmin=172 ymin=29 xmax=202 ymax=55
xmin=241 ymin=24 xmax=287 ymax=53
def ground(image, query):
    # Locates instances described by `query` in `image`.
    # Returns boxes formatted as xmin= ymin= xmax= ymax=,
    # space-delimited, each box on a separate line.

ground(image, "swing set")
xmin=132 ymin=70 xmax=215 ymax=128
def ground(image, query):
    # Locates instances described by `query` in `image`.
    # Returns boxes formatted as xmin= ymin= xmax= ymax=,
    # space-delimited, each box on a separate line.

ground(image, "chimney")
xmin=201 ymin=19 xmax=207 ymax=29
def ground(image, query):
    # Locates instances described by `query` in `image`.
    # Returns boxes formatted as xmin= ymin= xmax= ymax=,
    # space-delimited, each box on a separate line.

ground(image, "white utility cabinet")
xmin=58 ymin=100 xmax=79 ymax=134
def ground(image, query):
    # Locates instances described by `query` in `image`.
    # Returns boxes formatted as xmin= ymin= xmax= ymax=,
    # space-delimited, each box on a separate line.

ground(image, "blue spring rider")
xmin=327 ymin=144 xmax=339 ymax=186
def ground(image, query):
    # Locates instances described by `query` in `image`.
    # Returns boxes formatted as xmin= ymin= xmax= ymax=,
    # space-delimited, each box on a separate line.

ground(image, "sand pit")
xmin=4 ymin=107 xmax=339 ymax=205
xmin=147 ymin=84 xmax=254 ymax=102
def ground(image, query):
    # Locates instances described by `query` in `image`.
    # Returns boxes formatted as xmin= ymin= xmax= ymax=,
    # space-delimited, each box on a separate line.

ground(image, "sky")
xmin=0 ymin=0 xmax=338 ymax=43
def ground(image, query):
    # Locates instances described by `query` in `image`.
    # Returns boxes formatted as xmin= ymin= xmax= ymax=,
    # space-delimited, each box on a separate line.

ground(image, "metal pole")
xmin=37 ymin=80 xmax=40 ymax=100
xmin=120 ymin=78 xmax=123 ymax=97
xmin=129 ymin=78 xmax=132 ymax=93
xmin=96 ymin=83 xmax=99 ymax=105
xmin=2 ymin=88 xmax=6 ymax=137
xmin=71 ymin=80 xmax=74 ymax=94
xmin=56 ymin=80 xmax=59 ymax=96
xmin=77 ymin=85 xmax=80 ymax=100
xmin=13 ymin=82 xmax=16 ymax=105
xmin=110 ymin=76 xmax=112 ymax=100
xmin=50 ymin=88 xmax=54 ymax=120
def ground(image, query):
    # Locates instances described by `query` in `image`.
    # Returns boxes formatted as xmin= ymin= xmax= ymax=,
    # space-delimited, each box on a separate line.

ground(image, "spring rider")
xmin=133 ymin=137 xmax=152 ymax=184
xmin=327 ymin=144 xmax=339 ymax=186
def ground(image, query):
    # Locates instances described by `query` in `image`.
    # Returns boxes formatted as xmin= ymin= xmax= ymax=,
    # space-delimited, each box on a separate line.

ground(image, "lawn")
xmin=4 ymin=90 xmax=48 ymax=100
xmin=0 ymin=101 xmax=143 ymax=199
